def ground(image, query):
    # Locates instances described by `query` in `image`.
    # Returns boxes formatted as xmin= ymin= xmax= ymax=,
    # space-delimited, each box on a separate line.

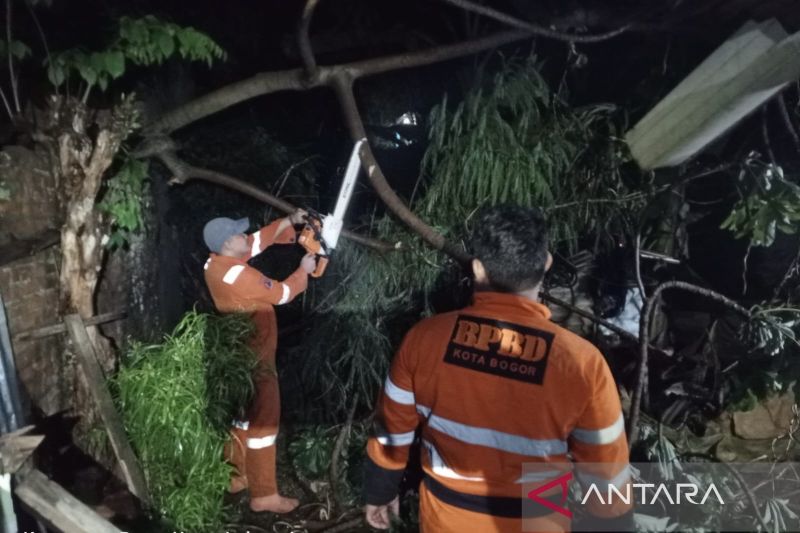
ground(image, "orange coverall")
xmin=204 ymin=219 xmax=308 ymax=497
xmin=365 ymin=292 xmax=632 ymax=532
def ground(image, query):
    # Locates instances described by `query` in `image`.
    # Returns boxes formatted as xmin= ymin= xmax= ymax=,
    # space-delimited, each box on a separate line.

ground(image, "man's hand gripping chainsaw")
xmin=298 ymin=138 xmax=366 ymax=278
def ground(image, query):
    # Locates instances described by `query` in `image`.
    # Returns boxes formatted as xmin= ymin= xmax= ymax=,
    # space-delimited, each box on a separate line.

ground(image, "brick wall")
xmin=0 ymin=250 xmax=71 ymax=415
xmin=0 ymin=145 xmax=70 ymax=417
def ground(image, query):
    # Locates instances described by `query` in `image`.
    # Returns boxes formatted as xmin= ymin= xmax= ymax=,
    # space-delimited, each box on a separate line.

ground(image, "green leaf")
xmin=77 ymin=63 xmax=97 ymax=86
xmin=105 ymin=50 xmax=126 ymax=78
xmin=90 ymin=52 xmax=106 ymax=72
xmin=156 ymin=31 xmax=175 ymax=57
xmin=47 ymin=63 xmax=65 ymax=86
xmin=9 ymin=40 xmax=32 ymax=60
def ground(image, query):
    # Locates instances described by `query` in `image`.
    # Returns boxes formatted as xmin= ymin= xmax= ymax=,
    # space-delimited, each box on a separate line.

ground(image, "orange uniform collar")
xmin=472 ymin=291 xmax=552 ymax=320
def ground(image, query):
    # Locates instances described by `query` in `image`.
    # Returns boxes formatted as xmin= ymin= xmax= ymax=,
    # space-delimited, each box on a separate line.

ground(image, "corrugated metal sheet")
xmin=0 ymin=292 xmax=24 ymax=434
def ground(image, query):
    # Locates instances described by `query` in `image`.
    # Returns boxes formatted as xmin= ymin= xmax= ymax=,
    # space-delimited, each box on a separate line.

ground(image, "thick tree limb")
xmin=145 ymin=30 xmax=530 ymax=134
xmin=298 ymin=0 xmax=320 ymax=76
xmin=438 ymin=0 xmax=629 ymax=43
xmin=155 ymin=149 xmax=399 ymax=253
xmin=331 ymin=73 xmax=471 ymax=264
xmin=627 ymin=281 xmax=751 ymax=449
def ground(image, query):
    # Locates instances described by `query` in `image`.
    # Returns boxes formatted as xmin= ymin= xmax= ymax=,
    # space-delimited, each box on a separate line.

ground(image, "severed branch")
xmin=298 ymin=0 xmax=320 ymax=76
xmin=153 ymin=148 xmax=399 ymax=253
xmin=438 ymin=0 xmax=629 ymax=43
xmin=330 ymin=72 xmax=472 ymax=263
xmin=627 ymin=281 xmax=751 ymax=449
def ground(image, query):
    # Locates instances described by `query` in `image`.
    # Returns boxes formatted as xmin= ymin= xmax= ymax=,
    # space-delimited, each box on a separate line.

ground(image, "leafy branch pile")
xmin=114 ymin=311 xmax=257 ymax=532
xmin=291 ymin=57 xmax=641 ymax=420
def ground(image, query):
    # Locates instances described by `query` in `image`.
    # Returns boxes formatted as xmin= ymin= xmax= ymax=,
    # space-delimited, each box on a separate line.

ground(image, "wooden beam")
xmin=64 ymin=315 xmax=150 ymax=506
xmin=13 ymin=310 xmax=127 ymax=343
xmin=15 ymin=469 xmax=122 ymax=533
xmin=0 ymin=230 xmax=60 ymax=268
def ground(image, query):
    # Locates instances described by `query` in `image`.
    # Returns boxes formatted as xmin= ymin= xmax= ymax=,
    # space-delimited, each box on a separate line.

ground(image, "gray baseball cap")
xmin=203 ymin=217 xmax=250 ymax=253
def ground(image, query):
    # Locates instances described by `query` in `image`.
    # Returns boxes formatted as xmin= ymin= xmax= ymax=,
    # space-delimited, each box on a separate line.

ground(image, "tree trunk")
xmin=54 ymin=102 xmax=129 ymax=371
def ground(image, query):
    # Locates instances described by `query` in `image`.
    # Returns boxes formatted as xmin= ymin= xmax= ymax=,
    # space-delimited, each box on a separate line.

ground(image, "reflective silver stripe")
xmin=251 ymin=231 xmax=261 ymax=257
xmin=417 ymin=404 xmax=567 ymax=457
xmin=277 ymin=283 xmax=291 ymax=304
xmin=417 ymin=405 xmax=431 ymax=417
xmin=515 ymin=470 xmax=565 ymax=484
xmin=376 ymin=430 xmax=415 ymax=446
xmin=571 ymin=413 xmax=625 ymax=445
xmin=576 ymin=464 xmax=632 ymax=490
xmin=204 ymin=258 xmax=211 ymax=271
xmin=384 ymin=377 xmax=415 ymax=405
xmin=422 ymin=439 xmax=484 ymax=481
xmin=247 ymin=434 xmax=277 ymax=449
xmin=222 ymin=265 xmax=246 ymax=285
xmin=233 ymin=419 xmax=249 ymax=430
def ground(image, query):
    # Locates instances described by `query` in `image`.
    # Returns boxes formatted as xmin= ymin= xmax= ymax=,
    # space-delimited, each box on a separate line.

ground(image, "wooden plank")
xmin=626 ymin=20 xmax=800 ymax=169
xmin=15 ymin=469 xmax=121 ymax=533
xmin=646 ymin=30 xmax=800 ymax=168
xmin=13 ymin=310 xmax=127 ymax=343
xmin=64 ymin=315 xmax=150 ymax=506
xmin=0 ymin=425 xmax=44 ymax=475
xmin=627 ymin=20 xmax=783 ymax=150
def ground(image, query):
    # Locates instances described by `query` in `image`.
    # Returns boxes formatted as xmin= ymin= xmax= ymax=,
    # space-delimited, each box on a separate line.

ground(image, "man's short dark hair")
xmin=468 ymin=204 xmax=549 ymax=293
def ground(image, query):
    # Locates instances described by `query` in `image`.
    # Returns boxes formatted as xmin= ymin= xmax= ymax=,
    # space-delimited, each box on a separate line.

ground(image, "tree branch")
xmin=5 ymin=0 xmax=21 ymax=113
xmin=438 ymin=0 xmax=629 ymax=43
xmin=297 ymin=0 xmax=320 ymax=76
xmin=146 ymin=30 xmax=531 ymax=134
xmin=627 ymin=281 xmax=751 ymax=449
xmin=330 ymin=72 xmax=471 ymax=264
xmin=154 ymin=149 xmax=399 ymax=253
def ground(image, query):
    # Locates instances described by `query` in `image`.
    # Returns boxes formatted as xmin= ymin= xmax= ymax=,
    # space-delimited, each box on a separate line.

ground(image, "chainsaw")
xmin=298 ymin=138 xmax=366 ymax=277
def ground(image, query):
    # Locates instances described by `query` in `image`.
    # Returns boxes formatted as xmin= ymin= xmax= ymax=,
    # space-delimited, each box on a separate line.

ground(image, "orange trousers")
xmin=224 ymin=310 xmax=281 ymax=497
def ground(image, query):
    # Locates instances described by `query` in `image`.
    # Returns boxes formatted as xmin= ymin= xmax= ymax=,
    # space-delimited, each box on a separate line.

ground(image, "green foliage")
xmin=292 ymin=58 xmax=634 ymax=419
xmin=46 ymin=15 xmax=225 ymax=92
xmin=100 ymin=156 xmax=149 ymax=248
xmin=421 ymin=56 xmax=640 ymax=251
xmin=741 ymin=307 xmax=800 ymax=357
xmin=727 ymin=307 xmax=800 ymax=411
xmin=721 ymin=158 xmax=800 ymax=247
xmin=114 ymin=311 xmax=257 ymax=532
xmin=0 ymin=39 xmax=32 ymax=61
xmin=289 ymin=426 xmax=336 ymax=479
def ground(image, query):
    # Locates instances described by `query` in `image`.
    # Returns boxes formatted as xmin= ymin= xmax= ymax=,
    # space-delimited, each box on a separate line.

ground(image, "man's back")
xmin=379 ymin=291 xmax=625 ymax=489
xmin=363 ymin=205 xmax=631 ymax=532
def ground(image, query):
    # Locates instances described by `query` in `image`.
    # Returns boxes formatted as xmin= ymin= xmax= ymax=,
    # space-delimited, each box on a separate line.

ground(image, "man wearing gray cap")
xmin=203 ymin=209 xmax=315 ymax=513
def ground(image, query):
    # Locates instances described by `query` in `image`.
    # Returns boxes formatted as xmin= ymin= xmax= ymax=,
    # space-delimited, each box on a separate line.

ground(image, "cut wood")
xmin=64 ymin=314 xmax=150 ymax=505
xmin=15 ymin=469 xmax=122 ymax=533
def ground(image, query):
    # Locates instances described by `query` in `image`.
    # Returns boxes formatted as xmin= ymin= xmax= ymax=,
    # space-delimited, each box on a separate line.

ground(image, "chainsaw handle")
xmin=311 ymin=256 xmax=329 ymax=278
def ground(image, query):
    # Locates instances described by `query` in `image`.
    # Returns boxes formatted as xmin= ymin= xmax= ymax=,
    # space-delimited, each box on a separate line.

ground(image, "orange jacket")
xmin=204 ymin=219 xmax=308 ymax=314
xmin=365 ymin=291 xmax=630 ymax=526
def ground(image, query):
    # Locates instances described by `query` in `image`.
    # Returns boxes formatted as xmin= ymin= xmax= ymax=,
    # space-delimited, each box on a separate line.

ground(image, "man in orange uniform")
xmin=203 ymin=210 xmax=315 ymax=514
xmin=363 ymin=205 xmax=632 ymax=532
